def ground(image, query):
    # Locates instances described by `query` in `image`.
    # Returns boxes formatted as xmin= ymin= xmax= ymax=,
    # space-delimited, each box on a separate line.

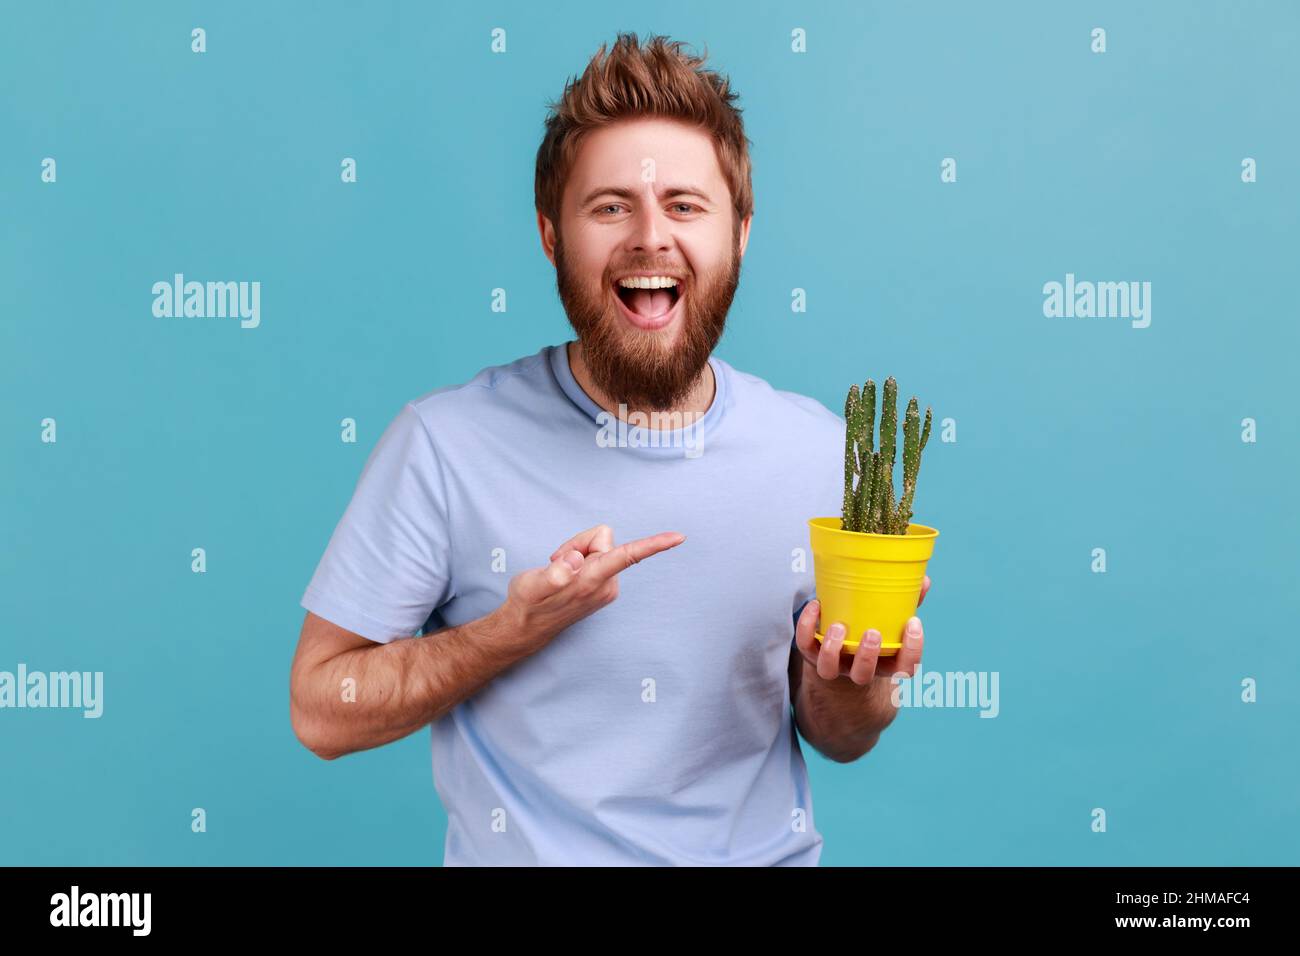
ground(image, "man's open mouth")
xmin=614 ymin=277 xmax=682 ymax=322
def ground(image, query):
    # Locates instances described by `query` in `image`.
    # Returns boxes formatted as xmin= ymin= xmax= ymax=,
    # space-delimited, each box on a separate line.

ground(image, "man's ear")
xmin=537 ymin=210 xmax=558 ymax=267
xmin=738 ymin=213 xmax=753 ymax=261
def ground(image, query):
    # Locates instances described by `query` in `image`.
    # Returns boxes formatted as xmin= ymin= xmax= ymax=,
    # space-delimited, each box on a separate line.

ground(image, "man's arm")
xmin=290 ymin=525 xmax=687 ymax=761
xmin=789 ymin=643 xmax=894 ymax=763
xmin=290 ymin=606 xmax=532 ymax=761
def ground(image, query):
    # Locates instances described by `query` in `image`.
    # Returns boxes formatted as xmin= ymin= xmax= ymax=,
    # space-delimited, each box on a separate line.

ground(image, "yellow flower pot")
xmin=807 ymin=517 xmax=939 ymax=656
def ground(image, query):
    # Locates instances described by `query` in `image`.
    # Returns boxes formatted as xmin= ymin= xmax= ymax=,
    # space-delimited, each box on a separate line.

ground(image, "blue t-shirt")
xmin=301 ymin=341 xmax=845 ymax=865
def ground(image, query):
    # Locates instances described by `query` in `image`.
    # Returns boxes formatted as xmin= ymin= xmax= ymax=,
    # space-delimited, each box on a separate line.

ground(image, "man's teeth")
xmin=617 ymin=276 xmax=679 ymax=289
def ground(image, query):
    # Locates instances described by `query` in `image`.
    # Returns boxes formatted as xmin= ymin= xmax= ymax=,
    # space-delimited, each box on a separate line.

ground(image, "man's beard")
xmin=554 ymin=231 xmax=740 ymax=411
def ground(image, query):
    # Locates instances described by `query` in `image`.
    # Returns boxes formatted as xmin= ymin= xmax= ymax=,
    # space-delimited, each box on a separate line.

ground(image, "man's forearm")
xmin=292 ymin=605 xmax=531 ymax=760
xmin=792 ymin=657 xmax=899 ymax=763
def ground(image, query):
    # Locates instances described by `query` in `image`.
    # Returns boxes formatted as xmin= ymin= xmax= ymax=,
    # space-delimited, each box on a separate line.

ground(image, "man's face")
xmin=541 ymin=117 xmax=751 ymax=410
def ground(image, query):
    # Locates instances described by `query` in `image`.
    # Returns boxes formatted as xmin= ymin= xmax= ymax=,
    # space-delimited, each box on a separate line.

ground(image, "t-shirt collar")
xmin=548 ymin=339 xmax=728 ymax=459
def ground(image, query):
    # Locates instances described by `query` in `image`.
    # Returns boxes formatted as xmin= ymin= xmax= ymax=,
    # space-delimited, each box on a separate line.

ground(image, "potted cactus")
xmin=807 ymin=376 xmax=940 ymax=656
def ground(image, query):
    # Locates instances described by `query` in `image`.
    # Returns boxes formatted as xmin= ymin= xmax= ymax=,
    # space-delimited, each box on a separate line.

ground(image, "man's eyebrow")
xmin=579 ymin=184 xmax=714 ymax=206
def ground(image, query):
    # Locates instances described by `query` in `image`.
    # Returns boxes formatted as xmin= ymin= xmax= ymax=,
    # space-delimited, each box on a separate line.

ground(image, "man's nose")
xmin=627 ymin=201 xmax=672 ymax=253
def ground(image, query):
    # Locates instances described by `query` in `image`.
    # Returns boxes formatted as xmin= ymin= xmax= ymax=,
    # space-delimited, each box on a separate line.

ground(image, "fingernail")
xmin=907 ymin=617 xmax=921 ymax=635
xmin=563 ymin=552 xmax=583 ymax=571
xmin=864 ymin=630 xmax=881 ymax=648
xmin=827 ymin=623 xmax=845 ymax=641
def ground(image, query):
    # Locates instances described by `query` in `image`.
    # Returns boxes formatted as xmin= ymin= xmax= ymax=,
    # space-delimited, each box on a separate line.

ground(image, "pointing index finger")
xmin=584 ymin=531 xmax=686 ymax=581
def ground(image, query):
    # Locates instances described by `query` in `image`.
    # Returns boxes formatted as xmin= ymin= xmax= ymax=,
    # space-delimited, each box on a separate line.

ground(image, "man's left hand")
xmin=793 ymin=576 xmax=929 ymax=686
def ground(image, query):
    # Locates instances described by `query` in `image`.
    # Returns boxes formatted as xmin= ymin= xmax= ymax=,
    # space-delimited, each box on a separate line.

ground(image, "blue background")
xmin=3 ymin=0 xmax=1297 ymax=865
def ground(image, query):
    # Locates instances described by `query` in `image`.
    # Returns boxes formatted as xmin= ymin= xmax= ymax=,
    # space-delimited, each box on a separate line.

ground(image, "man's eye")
xmin=595 ymin=203 xmax=697 ymax=215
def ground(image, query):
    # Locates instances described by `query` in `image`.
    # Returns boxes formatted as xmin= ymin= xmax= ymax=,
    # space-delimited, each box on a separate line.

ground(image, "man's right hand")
xmin=290 ymin=524 xmax=686 ymax=760
xmin=499 ymin=524 xmax=686 ymax=654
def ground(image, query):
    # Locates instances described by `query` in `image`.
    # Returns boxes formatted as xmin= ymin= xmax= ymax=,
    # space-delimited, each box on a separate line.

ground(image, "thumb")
xmin=516 ymin=550 xmax=584 ymax=604
xmin=543 ymin=549 xmax=584 ymax=590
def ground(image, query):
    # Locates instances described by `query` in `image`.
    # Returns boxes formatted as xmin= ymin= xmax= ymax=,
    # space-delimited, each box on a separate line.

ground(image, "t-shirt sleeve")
xmin=300 ymin=402 xmax=454 ymax=643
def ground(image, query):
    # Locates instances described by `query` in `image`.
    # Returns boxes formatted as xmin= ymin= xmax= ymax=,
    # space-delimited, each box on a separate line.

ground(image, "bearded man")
xmin=290 ymin=32 xmax=929 ymax=867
